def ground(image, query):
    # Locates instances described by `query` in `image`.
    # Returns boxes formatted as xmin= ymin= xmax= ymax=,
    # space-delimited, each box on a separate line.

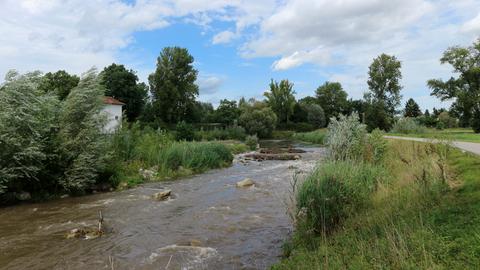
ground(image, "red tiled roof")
xmin=103 ymin=96 xmax=125 ymax=105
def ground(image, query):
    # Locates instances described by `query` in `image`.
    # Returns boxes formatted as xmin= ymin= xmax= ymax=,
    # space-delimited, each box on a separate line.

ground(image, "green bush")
xmin=472 ymin=107 xmax=480 ymax=133
xmin=195 ymin=126 xmax=246 ymax=141
xmin=175 ymin=121 xmax=195 ymax=141
xmin=245 ymin=135 xmax=258 ymax=150
xmin=239 ymin=105 xmax=277 ymax=138
xmin=305 ymin=104 xmax=326 ymax=128
xmin=364 ymin=128 xmax=388 ymax=164
xmin=326 ymin=113 xmax=367 ymax=161
xmin=296 ymin=161 xmax=383 ymax=235
xmin=391 ymin=117 xmax=427 ymax=134
xmin=282 ymin=122 xmax=316 ymax=132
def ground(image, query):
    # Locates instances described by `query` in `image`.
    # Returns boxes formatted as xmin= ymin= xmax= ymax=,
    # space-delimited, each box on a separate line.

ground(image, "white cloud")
xmin=212 ymin=30 xmax=237 ymax=44
xmin=197 ymin=75 xmax=224 ymax=95
xmin=462 ymin=13 xmax=480 ymax=34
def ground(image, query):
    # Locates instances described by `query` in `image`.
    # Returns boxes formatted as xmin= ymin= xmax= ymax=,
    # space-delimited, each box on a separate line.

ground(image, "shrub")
xmin=175 ymin=121 xmax=195 ymax=141
xmin=282 ymin=122 xmax=316 ymax=132
xmin=296 ymin=161 xmax=383 ymax=234
xmin=438 ymin=111 xmax=458 ymax=129
xmin=325 ymin=113 xmax=367 ymax=161
xmin=245 ymin=135 xmax=259 ymax=150
xmin=195 ymin=126 xmax=246 ymax=141
xmin=364 ymin=128 xmax=388 ymax=164
xmin=239 ymin=105 xmax=277 ymax=138
xmin=391 ymin=117 xmax=427 ymax=134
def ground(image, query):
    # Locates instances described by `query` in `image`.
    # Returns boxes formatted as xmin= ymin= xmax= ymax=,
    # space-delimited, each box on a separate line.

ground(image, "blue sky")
xmin=1 ymin=0 xmax=479 ymax=110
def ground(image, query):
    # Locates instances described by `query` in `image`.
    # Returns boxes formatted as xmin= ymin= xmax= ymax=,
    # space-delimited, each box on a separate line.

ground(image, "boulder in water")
xmin=236 ymin=178 xmax=255 ymax=188
xmin=152 ymin=189 xmax=172 ymax=201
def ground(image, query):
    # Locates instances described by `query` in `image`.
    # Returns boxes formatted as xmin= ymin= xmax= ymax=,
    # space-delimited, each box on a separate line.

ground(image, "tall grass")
xmin=292 ymin=129 xmax=326 ymax=144
xmin=195 ymin=126 xmax=246 ymax=141
xmin=110 ymin=124 xmax=234 ymax=185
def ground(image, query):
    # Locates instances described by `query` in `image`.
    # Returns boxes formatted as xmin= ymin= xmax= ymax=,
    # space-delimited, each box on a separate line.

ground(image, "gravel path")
xmin=385 ymin=135 xmax=480 ymax=156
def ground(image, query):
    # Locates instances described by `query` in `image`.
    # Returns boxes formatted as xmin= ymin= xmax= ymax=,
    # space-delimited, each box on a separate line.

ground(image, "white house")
xmin=101 ymin=96 xmax=125 ymax=133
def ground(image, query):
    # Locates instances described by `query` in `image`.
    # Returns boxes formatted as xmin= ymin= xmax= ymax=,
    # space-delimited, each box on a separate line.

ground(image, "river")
xmin=0 ymin=141 xmax=324 ymax=270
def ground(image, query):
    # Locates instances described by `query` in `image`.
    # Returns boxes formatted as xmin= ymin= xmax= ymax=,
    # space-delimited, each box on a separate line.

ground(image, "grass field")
xmin=390 ymin=128 xmax=480 ymax=143
xmin=272 ymin=139 xmax=480 ymax=269
xmin=292 ymin=129 xmax=327 ymax=145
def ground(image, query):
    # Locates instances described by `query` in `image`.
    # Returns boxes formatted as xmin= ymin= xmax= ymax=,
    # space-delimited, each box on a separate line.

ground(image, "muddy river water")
xmin=0 ymin=142 xmax=323 ymax=270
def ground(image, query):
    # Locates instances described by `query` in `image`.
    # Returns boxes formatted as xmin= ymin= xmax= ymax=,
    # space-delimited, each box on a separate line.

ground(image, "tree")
xmin=0 ymin=71 xmax=59 ymax=195
xmin=239 ymin=102 xmax=277 ymax=138
xmin=365 ymin=54 xmax=403 ymax=130
xmin=213 ymin=99 xmax=240 ymax=125
xmin=305 ymin=104 xmax=326 ymax=128
xmin=38 ymin=70 xmax=79 ymax=100
xmin=404 ymin=98 xmax=422 ymax=117
xmin=100 ymin=64 xmax=147 ymax=122
xmin=264 ymin=79 xmax=296 ymax=125
xmin=367 ymin=54 xmax=402 ymax=114
xmin=148 ymin=47 xmax=199 ymax=124
xmin=58 ymin=68 xmax=109 ymax=193
xmin=428 ymin=39 xmax=480 ymax=129
xmin=315 ymin=81 xmax=348 ymax=122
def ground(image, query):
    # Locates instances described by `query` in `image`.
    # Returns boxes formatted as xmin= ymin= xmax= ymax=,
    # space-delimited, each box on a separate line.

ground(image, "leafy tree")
xmin=472 ymin=107 xmax=480 ymax=133
xmin=367 ymin=54 xmax=402 ymax=114
xmin=404 ymin=98 xmax=422 ymax=117
xmin=100 ymin=64 xmax=147 ymax=121
xmin=305 ymin=104 xmax=326 ymax=128
xmin=38 ymin=70 xmax=80 ymax=100
xmin=175 ymin=121 xmax=195 ymax=141
xmin=291 ymin=102 xmax=308 ymax=123
xmin=264 ymin=79 xmax=296 ymax=124
xmin=213 ymin=99 xmax=240 ymax=125
xmin=365 ymin=54 xmax=403 ymax=130
xmin=149 ymin=47 xmax=199 ymax=124
xmin=58 ymin=68 xmax=109 ymax=193
xmin=0 ymin=71 xmax=59 ymax=195
xmin=315 ymin=82 xmax=348 ymax=122
xmin=428 ymin=39 xmax=480 ymax=129
xmin=239 ymin=102 xmax=277 ymax=138
xmin=186 ymin=101 xmax=214 ymax=123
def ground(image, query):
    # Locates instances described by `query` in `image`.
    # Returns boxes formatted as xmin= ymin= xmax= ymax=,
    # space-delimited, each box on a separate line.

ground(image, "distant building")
xmin=101 ymin=96 xmax=125 ymax=133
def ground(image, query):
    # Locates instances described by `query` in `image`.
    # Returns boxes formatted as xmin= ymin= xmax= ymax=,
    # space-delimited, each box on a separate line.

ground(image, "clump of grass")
xmin=245 ymin=135 xmax=258 ymax=150
xmin=296 ymin=161 xmax=384 ymax=236
xmin=292 ymin=129 xmax=326 ymax=145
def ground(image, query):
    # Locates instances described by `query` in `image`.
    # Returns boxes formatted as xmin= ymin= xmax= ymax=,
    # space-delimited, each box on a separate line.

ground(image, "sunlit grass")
xmin=390 ymin=128 xmax=480 ymax=143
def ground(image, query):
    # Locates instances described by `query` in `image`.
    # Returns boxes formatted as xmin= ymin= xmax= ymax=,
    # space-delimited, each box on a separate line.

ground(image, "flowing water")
xmin=0 ymin=141 xmax=324 ymax=270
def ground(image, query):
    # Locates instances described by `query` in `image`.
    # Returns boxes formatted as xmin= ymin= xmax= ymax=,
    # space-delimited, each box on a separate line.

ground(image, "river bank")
xmin=0 ymin=141 xmax=324 ymax=269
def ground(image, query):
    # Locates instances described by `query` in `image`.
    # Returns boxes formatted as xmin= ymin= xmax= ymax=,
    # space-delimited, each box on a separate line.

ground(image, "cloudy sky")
xmin=1 ymin=0 xmax=479 ymax=109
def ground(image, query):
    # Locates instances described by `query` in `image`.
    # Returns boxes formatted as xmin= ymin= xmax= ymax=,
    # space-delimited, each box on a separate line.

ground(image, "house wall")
xmin=101 ymin=104 xmax=123 ymax=133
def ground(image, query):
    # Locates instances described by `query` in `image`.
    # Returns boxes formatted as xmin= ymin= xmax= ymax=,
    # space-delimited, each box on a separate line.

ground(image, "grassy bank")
xmin=273 ymin=139 xmax=480 ymax=269
xmin=292 ymin=129 xmax=327 ymax=144
xmin=390 ymin=128 xmax=480 ymax=143
xmin=110 ymin=125 xmax=247 ymax=188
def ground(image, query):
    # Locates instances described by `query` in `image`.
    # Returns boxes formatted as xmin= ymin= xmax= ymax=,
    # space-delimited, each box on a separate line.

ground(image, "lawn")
xmin=390 ymin=128 xmax=480 ymax=143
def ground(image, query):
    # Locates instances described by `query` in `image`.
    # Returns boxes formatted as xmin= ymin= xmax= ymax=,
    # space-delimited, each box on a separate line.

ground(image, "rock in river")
xmin=152 ymin=190 xmax=172 ymax=201
xmin=236 ymin=178 xmax=255 ymax=188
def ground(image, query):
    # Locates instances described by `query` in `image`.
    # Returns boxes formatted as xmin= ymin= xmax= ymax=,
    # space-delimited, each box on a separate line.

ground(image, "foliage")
xmin=292 ymin=129 xmax=326 ymax=145
xmin=58 ymin=68 xmax=109 ymax=193
xmin=404 ymin=98 xmax=422 ymax=117
xmin=364 ymin=128 xmax=388 ymax=164
xmin=0 ymin=71 xmax=59 ymax=194
xmin=428 ymin=39 xmax=480 ymax=129
xmin=245 ymin=135 xmax=258 ymax=150
xmin=305 ymin=104 xmax=326 ymax=128
xmin=175 ymin=121 xmax=195 ymax=141
xmin=296 ymin=161 xmax=383 ymax=235
xmin=282 ymin=122 xmax=316 ymax=132
xmin=325 ymin=113 xmax=367 ymax=161
xmin=196 ymin=126 xmax=246 ymax=141
xmin=472 ymin=107 xmax=480 ymax=133
xmin=391 ymin=117 xmax=427 ymax=134
xmin=364 ymin=99 xmax=393 ymax=131
xmin=100 ymin=63 xmax=148 ymax=121
xmin=38 ymin=70 xmax=79 ymax=100
xmin=264 ymin=79 xmax=296 ymax=124
xmin=315 ymin=81 xmax=348 ymax=123
xmin=437 ymin=111 xmax=458 ymax=129
xmin=213 ymin=99 xmax=240 ymax=125
xmin=238 ymin=102 xmax=277 ymax=138
xmin=148 ymin=47 xmax=199 ymax=124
